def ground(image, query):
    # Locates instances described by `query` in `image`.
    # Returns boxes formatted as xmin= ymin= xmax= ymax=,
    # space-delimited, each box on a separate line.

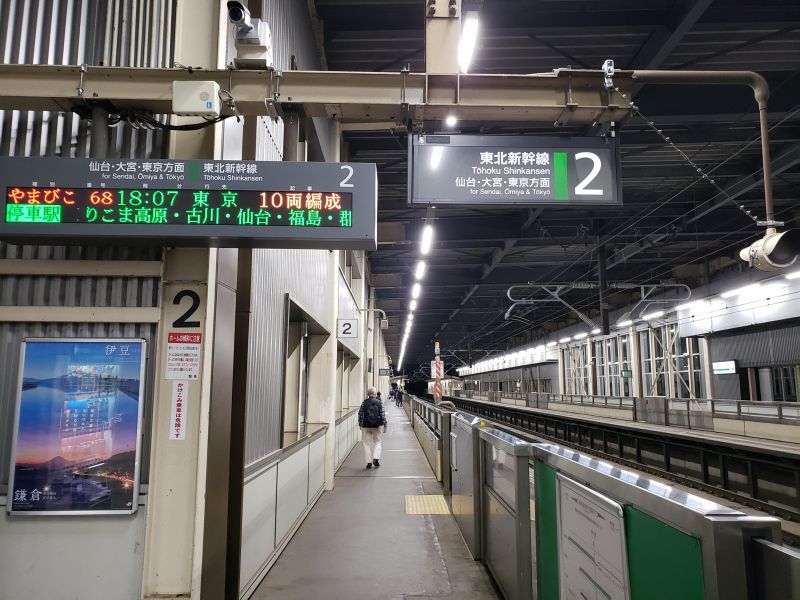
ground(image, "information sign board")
xmin=0 ymin=158 xmax=377 ymax=249
xmin=7 ymin=338 xmax=146 ymax=515
xmin=557 ymin=473 xmax=630 ymax=600
xmin=378 ymin=368 xmax=391 ymax=376
xmin=409 ymin=134 xmax=620 ymax=206
xmin=337 ymin=318 xmax=358 ymax=339
xmin=712 ymin=360 xmax=737 ymax=375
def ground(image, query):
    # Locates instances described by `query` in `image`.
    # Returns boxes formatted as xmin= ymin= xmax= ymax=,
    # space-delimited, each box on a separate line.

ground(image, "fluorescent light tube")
xmin=641 ymin=310 xmax=664 ymax=320
xmin=415 ymin=261 xmax=426 ymax=280
xmin=458 ymin=13 xmax=479 ymax=73
xmin=420 ymin=225 xmax=434 ymax=255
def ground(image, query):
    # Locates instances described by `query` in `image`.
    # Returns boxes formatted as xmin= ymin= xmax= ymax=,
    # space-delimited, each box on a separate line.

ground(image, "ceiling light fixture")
xmin=641 ymin=310 xmax=664 ymax=321
xmin=409 ymin=299 xmax=417 ymax=310
xmin=458 ymin=12 xmax=480 ymax=73
xmin=415 ymin=260 xmax=426 ymax=280
xmin=445 ymin=115 xmax=458 ymax=127
xmin=412 ymin=283 xmax=422 ymax=299
xmin=420 ymin=225 xmax=434 ymax=255
xmin=558 ymin=337 xmax=571 ymax=344
xmin=721 ymin=284 xmax=760 ymax=299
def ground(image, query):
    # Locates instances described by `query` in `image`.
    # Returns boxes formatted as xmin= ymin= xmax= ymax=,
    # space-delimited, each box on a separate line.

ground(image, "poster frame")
xmin=6 ymin=337 xmax=147 ymax=516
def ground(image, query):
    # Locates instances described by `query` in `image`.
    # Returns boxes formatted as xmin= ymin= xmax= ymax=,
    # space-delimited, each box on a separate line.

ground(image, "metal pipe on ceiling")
xmin=631 ymin=70 xmax=774 ymax=225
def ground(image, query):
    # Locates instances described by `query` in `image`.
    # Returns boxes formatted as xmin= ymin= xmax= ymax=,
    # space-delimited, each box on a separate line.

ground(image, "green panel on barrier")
xmin=534 ymin=461 xmax=559 ymax=600
xmin=624 ymin=506 xmax=704 ymax=600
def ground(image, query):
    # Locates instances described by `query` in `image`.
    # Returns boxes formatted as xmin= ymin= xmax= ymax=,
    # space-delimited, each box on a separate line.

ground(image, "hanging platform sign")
xmin=409 ymin=134 xmax=621 ymax=206
xmin=0 ymin=158 xmax=377 ymax=249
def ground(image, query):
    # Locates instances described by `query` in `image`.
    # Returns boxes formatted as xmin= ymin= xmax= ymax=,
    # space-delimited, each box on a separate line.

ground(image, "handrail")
xmin=540 ymin=392 xmax=799 ymax=423
xmin=335 ymin=406 xmax=359 ymax=426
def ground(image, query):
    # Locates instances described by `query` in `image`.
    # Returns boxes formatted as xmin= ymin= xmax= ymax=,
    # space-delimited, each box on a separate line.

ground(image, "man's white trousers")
xmin=361 ymin=427 xmax=382 ymax=463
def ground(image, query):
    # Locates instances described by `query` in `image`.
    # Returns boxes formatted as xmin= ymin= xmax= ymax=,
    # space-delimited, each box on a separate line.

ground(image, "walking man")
xmin=359 ymin=386 xmax=387 ymax=469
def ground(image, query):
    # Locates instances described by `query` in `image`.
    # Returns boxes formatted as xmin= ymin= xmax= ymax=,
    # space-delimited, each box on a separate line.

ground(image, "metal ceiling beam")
xmin=0 ymin=64 xmax=633 ymax=124
xmin=433 ymin=208 xmax=544 ymax=338
xmin=628 ymin=0 xmax=713 ymax=70
xmin=605 ymin=141 xmax=800 ymax=270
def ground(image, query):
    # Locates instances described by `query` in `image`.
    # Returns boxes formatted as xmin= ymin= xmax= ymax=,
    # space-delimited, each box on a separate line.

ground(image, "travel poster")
xmin=8 ymin=339 xmax=146 ymax=515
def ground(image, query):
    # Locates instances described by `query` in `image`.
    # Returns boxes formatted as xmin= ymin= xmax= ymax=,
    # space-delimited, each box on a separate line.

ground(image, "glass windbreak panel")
xmin=484 ymin=440 xmax=517 ymax=511
xmin=693 ymin=371 xmax=703 ymax=399
xmin=772 ymin=367 xmax=798 ymax=402
xmin=595 ymin=341 xmax=606 ymax=395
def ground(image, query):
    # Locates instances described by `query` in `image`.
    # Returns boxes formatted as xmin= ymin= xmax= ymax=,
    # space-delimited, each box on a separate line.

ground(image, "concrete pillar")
xmin=142 ymin=249 xmax=212 ymax=599
xmin=307 ymin=250 xmax=340 ymax=491
xmin=758 ymin=367 xmax=773 ymax=402
xmin=631 ymin=330 xmax=644 ymax=398
xmin=747 ymin=368 xmax=759 ymax=401
xmin=699 ymin=337 xmax=715 ymax=399
xmin=142 ymin=2 xmax=224 ymax=597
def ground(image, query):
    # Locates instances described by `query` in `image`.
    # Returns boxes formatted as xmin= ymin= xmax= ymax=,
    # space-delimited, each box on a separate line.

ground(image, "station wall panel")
xmin=245 ymin=248 xmax=330 ymax=465
xmin=0 ymin=3 xmax=175 ymax=599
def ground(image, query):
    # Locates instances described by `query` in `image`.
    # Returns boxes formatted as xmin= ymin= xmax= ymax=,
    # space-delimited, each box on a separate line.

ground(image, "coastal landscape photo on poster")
xmin=8 ymin=339 xmax=146 ymax=515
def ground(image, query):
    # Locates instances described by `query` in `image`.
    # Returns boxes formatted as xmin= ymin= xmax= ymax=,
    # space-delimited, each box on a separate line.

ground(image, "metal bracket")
xmin=757 ymin=220 xmax=785 ymax=227
xmin=77 ymin=63 xmax=88 ymax=99
xmin=629 ymin=283 xmax=692 ymax=319
xmin=505 ymin=284 xmax=598 ymax=329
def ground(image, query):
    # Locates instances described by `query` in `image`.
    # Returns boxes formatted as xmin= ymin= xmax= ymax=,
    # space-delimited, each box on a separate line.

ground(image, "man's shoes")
xmin=373 ymin=459 xmax=380 ymax=468
xmin=366 ymin=463 xmax=372 ymax=469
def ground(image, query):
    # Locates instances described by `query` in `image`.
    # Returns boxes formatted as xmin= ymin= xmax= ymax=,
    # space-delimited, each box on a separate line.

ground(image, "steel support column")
xmin=597 ymin=243 xmax=609 ymax=335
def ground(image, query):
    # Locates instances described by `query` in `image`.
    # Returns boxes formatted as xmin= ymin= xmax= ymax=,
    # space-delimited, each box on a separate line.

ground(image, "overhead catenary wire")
xmin=480 ymin=205 xmax=797 ymax=354
xmin=448 ymin=104 xmax=800 ymax=354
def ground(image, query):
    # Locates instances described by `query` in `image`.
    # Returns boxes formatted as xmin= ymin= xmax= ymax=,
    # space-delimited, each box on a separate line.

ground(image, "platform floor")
xmin=252 ymin=402 xmax=500 ymax=600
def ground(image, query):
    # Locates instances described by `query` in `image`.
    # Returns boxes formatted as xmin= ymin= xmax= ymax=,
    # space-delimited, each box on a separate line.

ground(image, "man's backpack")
xmin=362 ymin=399 xmax=383 ymax=428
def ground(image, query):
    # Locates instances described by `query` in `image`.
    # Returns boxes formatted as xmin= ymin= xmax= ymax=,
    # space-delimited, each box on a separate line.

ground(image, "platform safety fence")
xmin=461 ymin=390 xmax=800 ymax=434
xmin=411 ymin=395 xmax=799 ymax=600
xmin=239 ymin=409 xmax=360 ymax=600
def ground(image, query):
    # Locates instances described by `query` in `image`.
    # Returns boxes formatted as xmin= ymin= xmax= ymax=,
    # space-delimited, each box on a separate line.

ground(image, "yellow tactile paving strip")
xmin=405 ymin=494 xmax=450 ymax=515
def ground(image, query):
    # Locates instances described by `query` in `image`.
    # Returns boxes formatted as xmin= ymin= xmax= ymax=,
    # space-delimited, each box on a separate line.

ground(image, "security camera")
xmin=227 ymin=1 xmax=252 ymax=31
xmin=226 ymin=2 xmax=273 ymax=69
xmin=739 ymin=229 xmax=800 ymax=271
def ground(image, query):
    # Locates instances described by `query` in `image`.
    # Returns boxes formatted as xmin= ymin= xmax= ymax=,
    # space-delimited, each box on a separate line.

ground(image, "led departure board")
xmin=409 ymin=134 xmax=621 ymax=207
xmin=0 ymin=158 xmax=377 ymax=249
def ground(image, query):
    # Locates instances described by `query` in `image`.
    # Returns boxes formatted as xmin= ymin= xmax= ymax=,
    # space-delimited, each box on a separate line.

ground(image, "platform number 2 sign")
xmin=574 ymin=152 xmax=603 ymax=196
xmin=172 ymin=289 xmax=201 ymax=328
xmin=338 ymin=318 xmax=358 ymax=339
